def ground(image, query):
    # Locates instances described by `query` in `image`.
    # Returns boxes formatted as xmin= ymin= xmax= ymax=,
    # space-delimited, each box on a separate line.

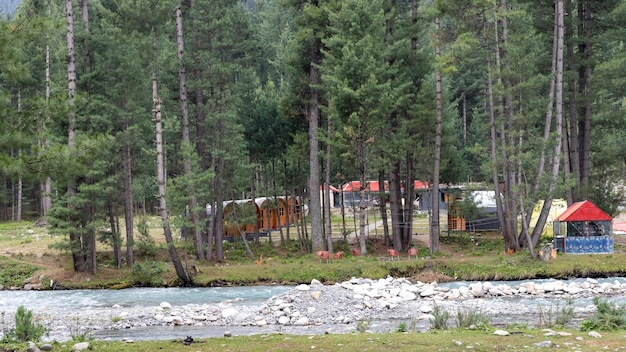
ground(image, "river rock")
xmin=221 ymin=308 xmax=239 ymax=318
xmin=72 ymin=342 xmax=89 ymax=351
xmin=159 ymin=302 xmax=172 ymax=309
xmin=296 ymin=284 xmax=310 ymax=291
xmin=26 ymin=342 xmax=40 ymax=352
xmin=588 ymin=331 xmax=602 ymax=338
xmin=534 ymin=340 xmax=553 ymax=348
xmin=420 ymin=287 xmax=435 ymax=297
xmin=294 ymin=317 xmax=309 ymax=325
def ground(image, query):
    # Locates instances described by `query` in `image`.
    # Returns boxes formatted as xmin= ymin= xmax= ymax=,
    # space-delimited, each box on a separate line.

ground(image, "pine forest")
xmin=0 ymin=0 xmax=624 ymax=282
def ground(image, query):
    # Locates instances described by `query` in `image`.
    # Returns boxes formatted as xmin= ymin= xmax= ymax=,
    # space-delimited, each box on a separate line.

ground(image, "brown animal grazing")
xmin=333 ymin=251 xmax=344 ymax=261
xmin=317 ymin=251 xmax=330 ymax=263
xmin=387 ymin=249 xmax=400 ymax=261
xmin=407 ymin=248 xmax=418 ymax=260
xmin=351 ymin=249 xmax=361 ymax=257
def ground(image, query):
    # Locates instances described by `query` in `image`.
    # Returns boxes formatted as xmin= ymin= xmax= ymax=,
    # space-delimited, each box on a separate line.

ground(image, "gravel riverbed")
xmin=5 ymin=276 xmax=626 ymax=342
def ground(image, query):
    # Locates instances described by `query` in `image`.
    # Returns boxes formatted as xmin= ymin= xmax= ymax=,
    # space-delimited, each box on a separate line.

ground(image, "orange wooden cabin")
xmin=220 ymin=196 xmax=301 ymax=237
xmin=222 ymin=199 xmax=262 ymax=237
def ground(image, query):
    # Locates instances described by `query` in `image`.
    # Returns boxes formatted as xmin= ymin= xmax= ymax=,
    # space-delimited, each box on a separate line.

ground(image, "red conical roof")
xmin=554 ymin=200 xmax=612 ymax=222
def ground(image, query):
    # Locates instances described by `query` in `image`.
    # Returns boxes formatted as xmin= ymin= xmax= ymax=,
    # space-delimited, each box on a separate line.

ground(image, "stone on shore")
xmin=72 ymin=342 xmax=90 ymax=351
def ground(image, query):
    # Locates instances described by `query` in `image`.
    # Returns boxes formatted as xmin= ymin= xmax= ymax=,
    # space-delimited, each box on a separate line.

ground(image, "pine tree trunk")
xmin=389 ymin=162 xmax=402 ymax=251
xmin=153 ymin=32 xmax=192 ymax=286
xmin=578 ymin=0 xmax=593 ymax=199
xmin=564 ymin=0 xmax=576 ymax=205
xmin=531 ymin=0 xmax=565 ymax=250
xmin=66 ymin=0 xmax=86 ymax=273
xmin=324 ymin=118 xmax=333 ymax=253
xmin=498 ymin=0 xmax=519 ymax=251
xmin=485 ymin=16 xmax=506 ymax=250
xmin=176 ymin=3 xmax=204 ymax=260
xmin=308 ymin=42 xmax=323 ymax=253
xmin=16 ymin=91 xmax=22 ymax=222
xmin=123 ymin=140 xmax=134 ymax=267
xmin=358 ymin=164 xmax=367 ymax=256
xmin=402 ymin=153 xmax=414 ymax=251
xmin=41 ymin=0 xmax=52 ymax=217
xmin=430 ymin=17 xmax=443 ymax=255
xmin=378 ymin=170 xmax=390 ymax=247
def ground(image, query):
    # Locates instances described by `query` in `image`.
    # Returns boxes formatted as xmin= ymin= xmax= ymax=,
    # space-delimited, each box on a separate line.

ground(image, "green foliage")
xmin=1 ymin=306 xmax=47 ymax=343
xmin=555 ymin=298 xmax=575 ymax=327
xmin=0 ymin=256 xmax=39 ymax=288
xmin=580 ymin=297 xmax=626 ymax=331
xmin=132 ymin=261 xmax=165 ymax=287
xmin=455 ymin=305 xmax=491 ymax=330
xmin=430 ymin=304 xmax=450 ymax=330
xmin=68 ymin=316 xmax=93 ymax=342
xmin=135 ymin=218 xmax=157 ymax=258
xmin=356 ymin=319 xmax=371 ymax=333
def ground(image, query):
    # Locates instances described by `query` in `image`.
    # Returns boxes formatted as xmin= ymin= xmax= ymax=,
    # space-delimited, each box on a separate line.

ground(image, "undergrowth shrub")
xmin=538 ymin=298 xmax=575 ymax=328
xmin=68 ymin=316 xmax=93 ymax=342
xmin=132 ymin=261 xmax=164 ymax=286
xmin=0 ymin=257 xmax=39 ymax=288
xmin=580 ymin=297 xmax=626 ymax=331
xmin=135 ymin=217 xmax=157 ymax=257
xmin=356 ymin=319 xmax=371 ymax=333
xmin=1 ymin=306 xmax=47 ymax=343
xmin=455 ymin=305 xmax=491 ymax=329
xmin=430 ymin=304 xmax=450 ymax=330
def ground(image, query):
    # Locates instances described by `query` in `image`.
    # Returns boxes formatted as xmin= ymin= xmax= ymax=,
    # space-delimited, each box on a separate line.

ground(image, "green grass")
xmin=2 ymin=328 xmax=624 ymax=351
xmin=1 ymin=216 xmax=626 ymax=289
xmin=0 ymin=256 xmax=40 ymax=288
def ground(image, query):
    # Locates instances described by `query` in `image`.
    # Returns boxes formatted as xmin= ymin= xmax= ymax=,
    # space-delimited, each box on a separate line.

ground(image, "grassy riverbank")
xmin=3 ymin=328 xmax=626 ymax=351
xmin=1 ymin=217 xmax=626 ymax=289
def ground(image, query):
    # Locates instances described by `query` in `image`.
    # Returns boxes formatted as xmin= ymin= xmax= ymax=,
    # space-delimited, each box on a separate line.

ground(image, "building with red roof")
xmin=552 ymin=200 xmax=613 ymax=254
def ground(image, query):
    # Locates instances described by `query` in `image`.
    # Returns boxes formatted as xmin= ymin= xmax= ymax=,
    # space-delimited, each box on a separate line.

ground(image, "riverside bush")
xmin=1 ymin=306 xmax=47 ymax=343
xmin=135 ymin=217 xmax=157 ymax=257
xmin=430 ymin=304 xmax=450 ymax=330
xmin=455 ymin=305 xmax=491 ymax=329
xmin=580 ymin=297 xmax=626 ymax=331
xmin=538 ymin=299 xmax=574 ymax=328
xmin=132 ymin=261 xmax=165 ymax=286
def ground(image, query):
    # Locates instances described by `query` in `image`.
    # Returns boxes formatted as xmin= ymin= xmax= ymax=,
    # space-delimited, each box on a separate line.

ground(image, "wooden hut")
xmin=255 ymin=197 xmax=279 ymax=230
xmin=279 ymin=196 xmax=302 ymax=224
xmin=552 ymin=200 xmax=613 ymax=254
xmin=447 ymin=191 xmax=501 ymax=232
xmin=222 ymin=199 xmax=261 ymax=236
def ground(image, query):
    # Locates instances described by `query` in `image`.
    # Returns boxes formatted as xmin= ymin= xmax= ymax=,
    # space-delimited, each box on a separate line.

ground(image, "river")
xmin=1 ymin=278 xmax=625 ymax=342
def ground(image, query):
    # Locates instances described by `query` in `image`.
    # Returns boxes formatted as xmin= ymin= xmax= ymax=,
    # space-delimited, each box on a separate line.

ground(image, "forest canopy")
xmin=0 ymin=0 xmax=624 ymax=275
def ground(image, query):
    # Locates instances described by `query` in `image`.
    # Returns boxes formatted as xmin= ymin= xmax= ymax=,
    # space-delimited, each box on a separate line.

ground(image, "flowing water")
xmin=1 ymin=278 xmax=625 ymax=342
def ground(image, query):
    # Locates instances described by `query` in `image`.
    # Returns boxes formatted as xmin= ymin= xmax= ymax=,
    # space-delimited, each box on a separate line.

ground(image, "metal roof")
xmin=554 ymin=200 xmax=612 ymax=222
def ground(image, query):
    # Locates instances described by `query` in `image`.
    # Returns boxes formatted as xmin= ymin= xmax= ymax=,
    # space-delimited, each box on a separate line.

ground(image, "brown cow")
xmin=317 ymin=251 xmax=330 ymax=263
xmin=387 ymin=249 xmax=400 ymax=261
xmin=333 ymin=251 xmax=344 ymax=262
